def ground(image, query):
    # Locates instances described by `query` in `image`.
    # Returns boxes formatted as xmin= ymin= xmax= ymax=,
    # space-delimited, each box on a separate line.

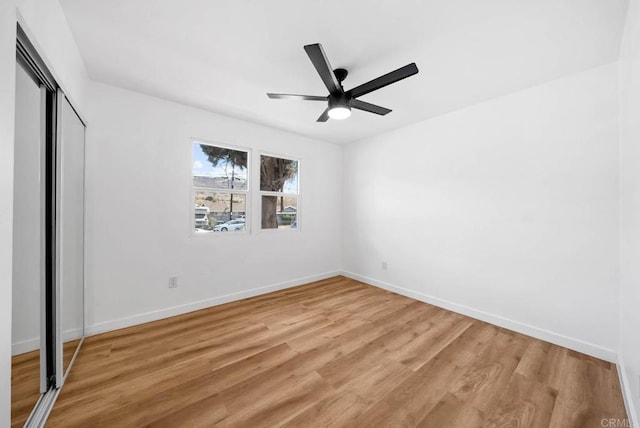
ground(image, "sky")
xmin=192 ymin=142 xmax=247 ymax=181
xmin=192 ymin=142 xmax=299 ymax=193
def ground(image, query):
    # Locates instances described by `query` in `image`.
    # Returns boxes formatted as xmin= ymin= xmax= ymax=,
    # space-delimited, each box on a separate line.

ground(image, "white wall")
xmin=343 ymin=62 xmax=621 ymax=361
xmin=83 ymin=83 xmax=342 ymax=334
xmin=0 ymin=2 xmax=18 ymax=423
xmin=619 ymin=0 xmax=640 ymax=423
xmin=0 ymin=0 xmax=89 ymax=424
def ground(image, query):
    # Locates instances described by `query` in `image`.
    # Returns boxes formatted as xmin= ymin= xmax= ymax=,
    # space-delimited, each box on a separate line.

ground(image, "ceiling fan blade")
xmin=304 ymin=43 xmax=342 ymax=95
xmin=317 ymin=108 xmax=330 ymax=122
xmin=348 ymin=63 xmax=419 ymax=99
xmin=267 ymin=93 xmax=327 ymax=101
xmin=352 ymin=99 xmax=392 ymax=116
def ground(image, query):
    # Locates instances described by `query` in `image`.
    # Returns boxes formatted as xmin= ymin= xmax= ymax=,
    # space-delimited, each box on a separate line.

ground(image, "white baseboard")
xmin=85 ymin=271 xmax=341 ymax=337
xmin=618 ymin=355 xmax=639 ymax=428
xmin=12 ymin=327 xmax=84 ymax=355
xmin=341 ymin=271 xmax=618 ymax=363
xmin=12 ymin=338 xmax=39 ymax=356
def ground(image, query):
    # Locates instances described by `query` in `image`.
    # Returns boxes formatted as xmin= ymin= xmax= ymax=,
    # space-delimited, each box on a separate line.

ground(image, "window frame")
xmin=258 ymin=152 xmax=301 ymax=233
xmin=190 ymin=139 xmax=251 ymax=237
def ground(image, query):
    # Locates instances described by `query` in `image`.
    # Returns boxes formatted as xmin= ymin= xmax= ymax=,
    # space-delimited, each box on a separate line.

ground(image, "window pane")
xmin=195 ymin=191 xmax=246 ymax=232
xmin=260 ymin=155 xmax=298 ymax=193
xmin=193 ymin=143 xmax=248 ymax=190
xmin=261 ymin=196 xmax=297 ymax=229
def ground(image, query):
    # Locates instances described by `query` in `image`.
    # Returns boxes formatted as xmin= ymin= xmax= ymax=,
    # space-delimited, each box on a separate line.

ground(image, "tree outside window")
xmin=260 ymin=155 xmax=299 ymax=230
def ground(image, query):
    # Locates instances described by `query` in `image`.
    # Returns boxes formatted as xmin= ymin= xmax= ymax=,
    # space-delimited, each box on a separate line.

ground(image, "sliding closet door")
xmin=13 ymin=25 xmax=87 ymax=427
xmin=12 ymin=61 xmax=46 ymax=425
xmin=56 ymin=93 xmax=85 ymax=381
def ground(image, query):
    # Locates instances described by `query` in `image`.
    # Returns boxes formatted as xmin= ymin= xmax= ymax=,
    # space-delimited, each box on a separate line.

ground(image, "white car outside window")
xmin=214 ymin=219 xmax=246 ymax=232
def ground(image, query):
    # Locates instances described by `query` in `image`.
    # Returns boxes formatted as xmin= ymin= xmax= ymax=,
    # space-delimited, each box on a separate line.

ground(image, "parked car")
xmin=214 ymin=219 xmax=245 ymax=232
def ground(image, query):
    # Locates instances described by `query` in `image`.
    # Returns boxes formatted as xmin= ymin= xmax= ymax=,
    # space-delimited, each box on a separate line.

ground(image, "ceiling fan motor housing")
xmin=329 ymin=93 xmax=352 ymax=109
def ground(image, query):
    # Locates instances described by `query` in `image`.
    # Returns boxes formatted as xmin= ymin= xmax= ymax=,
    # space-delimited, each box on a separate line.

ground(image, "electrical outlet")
xmin=169 ymin=276 xmax=178 ymax=288
xmin=381 ymin=261 xmax=388 ymax=271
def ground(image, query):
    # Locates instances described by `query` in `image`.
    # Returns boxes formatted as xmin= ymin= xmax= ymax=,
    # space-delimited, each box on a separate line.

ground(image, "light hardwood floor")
xmin=44 ymin=276 xmax=627 ymax=427
xmin=11 ymin=339 xmax=81 ymax=427
xmin=11 ymin=349 xmax=40 ymax=428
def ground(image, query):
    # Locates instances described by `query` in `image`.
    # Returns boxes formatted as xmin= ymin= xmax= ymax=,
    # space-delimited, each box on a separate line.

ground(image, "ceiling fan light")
xmin=328 ymin=106 xmax=351 ymax=120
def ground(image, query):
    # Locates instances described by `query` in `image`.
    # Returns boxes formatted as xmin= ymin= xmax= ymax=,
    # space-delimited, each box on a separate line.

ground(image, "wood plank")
xmin=385 ymin=310 xmax=475 ymax=371
xmin=417 ymin=392 xmax=485 ymax=428
xmin=449 ymin=331 xmax=530 ymax=413
xmin=216 ymin=371 xmax=334 ymax=427
xmin=148 ymin=394 xmax=228 ymax=428
xmin=281 ymin=391 xmax=367 ymax=428
xmin=483 ymin=373 xmax=558 ymax=428
xmin=515 ymin=340 xmax=568 ymax=390
xmin=353 ymin=323 xmax=485 ymax=426
xmin=548 ymin=352 xmax=628 ymax=428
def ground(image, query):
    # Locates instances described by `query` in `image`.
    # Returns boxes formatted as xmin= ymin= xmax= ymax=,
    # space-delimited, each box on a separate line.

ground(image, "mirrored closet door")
xmin=57 ymin=93 xmax=86 ymax=382
xmin=11 ymin=25 xmax=86 ymax=427
xmin=11 ymin=55 xmax=47 ymax=428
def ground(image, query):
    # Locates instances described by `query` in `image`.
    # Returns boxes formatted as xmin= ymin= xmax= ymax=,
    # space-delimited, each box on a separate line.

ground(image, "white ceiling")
xmin=60 ymin=0 xmax=628 ymax=144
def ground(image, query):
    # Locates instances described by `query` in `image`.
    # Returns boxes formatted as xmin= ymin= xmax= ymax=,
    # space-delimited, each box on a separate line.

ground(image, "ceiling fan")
xmin=267 ymin=43 xmax=419 ymax=122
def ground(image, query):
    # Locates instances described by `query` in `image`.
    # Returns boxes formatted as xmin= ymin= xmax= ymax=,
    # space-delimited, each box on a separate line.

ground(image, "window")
xmin=192 ymin=141 xmax=248 ymax=233
xmin=260 ymin=154 xmax=299 ymax=230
